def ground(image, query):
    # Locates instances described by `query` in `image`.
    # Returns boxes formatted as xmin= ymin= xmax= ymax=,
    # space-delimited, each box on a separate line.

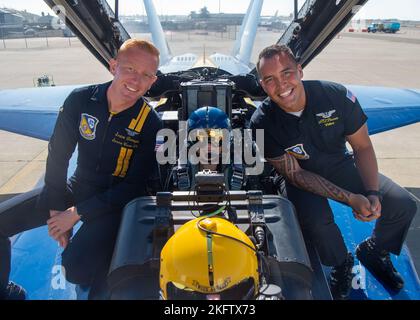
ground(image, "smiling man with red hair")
xmin=0 ymin=39 xmax=162 ymax=300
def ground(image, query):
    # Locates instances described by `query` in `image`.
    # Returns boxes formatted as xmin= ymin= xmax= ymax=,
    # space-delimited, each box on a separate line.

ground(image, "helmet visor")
xmin=194 ymin=129 xmax=227 ymax=145
xmin=166 ymin=278 xmax=255 ymax=300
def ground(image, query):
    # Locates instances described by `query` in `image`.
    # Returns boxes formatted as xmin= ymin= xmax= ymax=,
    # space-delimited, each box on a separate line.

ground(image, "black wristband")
xmin=366 ymin=190 xmax=382 ymax=201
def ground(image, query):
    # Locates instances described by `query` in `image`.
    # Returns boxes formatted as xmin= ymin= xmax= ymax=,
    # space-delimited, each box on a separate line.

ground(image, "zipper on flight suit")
xmin=96 ymin=111 xmax=116 ymax=172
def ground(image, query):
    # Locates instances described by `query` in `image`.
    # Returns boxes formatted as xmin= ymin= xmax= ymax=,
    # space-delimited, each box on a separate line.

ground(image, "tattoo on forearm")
xmin=293 ymin=171 xmax=351 ymax=203
xmin=270 ymin=154 xmax=351 ymax=203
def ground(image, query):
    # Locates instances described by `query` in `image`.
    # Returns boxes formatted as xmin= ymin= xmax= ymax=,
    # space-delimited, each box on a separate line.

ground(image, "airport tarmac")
xmin=0 ymin=28 xmax=420 ymax=272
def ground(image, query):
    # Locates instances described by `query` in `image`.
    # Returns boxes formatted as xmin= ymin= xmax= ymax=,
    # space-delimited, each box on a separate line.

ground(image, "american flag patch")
xmin=346 ymin=89 xmax=357 ymax=103
xmin=155 ymin=135 xmax=164 ymax=152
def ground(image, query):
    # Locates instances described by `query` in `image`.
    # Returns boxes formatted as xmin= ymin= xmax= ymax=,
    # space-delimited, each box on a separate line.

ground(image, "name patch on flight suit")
xmin=112 ymin=132 xmax=140 ymax=149
xmin=316 ymin=109 xmax=339 ymax=127
xmin=79 ymin=113 xmax=99 ymax=140
xmin=285 ymin=144 xmax=310 ymax=160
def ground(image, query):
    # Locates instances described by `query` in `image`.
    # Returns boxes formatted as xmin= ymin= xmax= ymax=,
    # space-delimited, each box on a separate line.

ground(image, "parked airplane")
xmin=144 ymin=0 xmax=263 ymax=74
xmin=0 ymin=0 xmax=419 ymax=300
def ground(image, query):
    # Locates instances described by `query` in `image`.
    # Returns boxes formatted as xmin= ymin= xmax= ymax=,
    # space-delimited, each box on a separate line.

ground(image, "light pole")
xmin=1 ymin=26 xmax=5 ymax=49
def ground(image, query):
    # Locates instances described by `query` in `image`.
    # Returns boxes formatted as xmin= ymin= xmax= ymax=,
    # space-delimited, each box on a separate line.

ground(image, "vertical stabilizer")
xmin=231 ymin=0 xmax=263 ymax=66
xmin=143 ymin=0 xmax=172 ymax=65
xmin=231 ymin=0 xmax=253 ymax=57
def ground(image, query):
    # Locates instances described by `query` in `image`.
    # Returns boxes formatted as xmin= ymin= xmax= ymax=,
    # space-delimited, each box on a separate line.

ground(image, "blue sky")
xmin=1 ymin=0 xmax=420 ymax=20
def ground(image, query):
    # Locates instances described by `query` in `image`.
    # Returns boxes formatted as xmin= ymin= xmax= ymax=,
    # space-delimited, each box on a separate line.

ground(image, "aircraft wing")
xmin=330 ymin=200 xmax=420 ymax=300
xmin=0 ymin=86 xmax=82 ymax=140
xmin=349 ymin=86 xmax=420 ymax=134
xmin=1 ymin=85 xmax=419 ymax=142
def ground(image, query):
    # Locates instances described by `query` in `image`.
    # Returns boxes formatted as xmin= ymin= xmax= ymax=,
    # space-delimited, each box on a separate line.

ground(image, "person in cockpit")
xmin=171 ymin=106 xmax=246 ymax=192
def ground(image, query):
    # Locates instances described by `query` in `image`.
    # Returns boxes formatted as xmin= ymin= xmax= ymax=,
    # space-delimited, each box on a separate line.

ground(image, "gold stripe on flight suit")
xmin=119 ymin=148 xmax=134 ymax=178
xmin=114 ymin=102 xmax=151 ymax=177
xmin=134 ymin=104 xmax=151 ymax=133
xmin=128 ymin=102 xmax=147 ymax=130
xmin=113 ymin=147 xmax=127 ymax=177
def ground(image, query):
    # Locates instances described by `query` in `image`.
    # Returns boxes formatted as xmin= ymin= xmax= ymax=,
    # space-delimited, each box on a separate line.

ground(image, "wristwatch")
xmin=366 ymin=190 xmax=383 ymax=201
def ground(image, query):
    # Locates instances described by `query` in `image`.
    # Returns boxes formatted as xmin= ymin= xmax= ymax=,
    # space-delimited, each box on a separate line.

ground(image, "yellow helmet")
xmin=160 ymin=217 xmax=259 ymax=300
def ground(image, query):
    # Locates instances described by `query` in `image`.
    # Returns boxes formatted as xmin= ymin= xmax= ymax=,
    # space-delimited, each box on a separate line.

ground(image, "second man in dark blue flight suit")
xmin=0 ymin=39 xmax=162 ymax=299
xmin=250 ymin=44 xmax=417 ymax=300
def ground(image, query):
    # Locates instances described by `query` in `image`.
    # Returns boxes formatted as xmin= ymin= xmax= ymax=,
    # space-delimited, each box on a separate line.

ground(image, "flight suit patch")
xmin=285 ymin=144 xmax=310 ymax=160
xmin=112 ymin=132 xmax=140 ymax=149
xmin=346 ymin=89 xmax=357 ymax=103
xmin=79 ymin=113 xmax=99 ymax=140
xmin=316 ymin=109 xmax=339 ymax=127
xmin=125 ymin=128 xmax=140 ymax=137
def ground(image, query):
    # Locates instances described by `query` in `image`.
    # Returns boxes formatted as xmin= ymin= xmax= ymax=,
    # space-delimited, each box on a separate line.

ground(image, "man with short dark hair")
xmin=0 ymin=39 xmax=162 ymax=299
xmin=250 ymin=44 xmax=417 ymax=300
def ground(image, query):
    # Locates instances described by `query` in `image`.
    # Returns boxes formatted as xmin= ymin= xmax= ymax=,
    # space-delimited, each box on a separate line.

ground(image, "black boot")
xmin=0 ymin=281 xmax=26 ymax=300
xmin=356 ymin=238 xmax=404 ymax=291
xmin=329 ymin=252 xmax=354 ymax=300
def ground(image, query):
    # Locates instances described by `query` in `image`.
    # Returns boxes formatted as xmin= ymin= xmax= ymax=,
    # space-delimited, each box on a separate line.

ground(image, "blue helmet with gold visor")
xmin=188 ymin=106 xmax=230 ymax=135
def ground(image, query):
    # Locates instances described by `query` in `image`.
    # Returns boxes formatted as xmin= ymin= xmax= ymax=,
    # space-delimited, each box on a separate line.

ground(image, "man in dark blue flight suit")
xmin=0 ymin=39 xmax=162 ymax=299
xmin=250 ymin=44 xmax=417 ymax=300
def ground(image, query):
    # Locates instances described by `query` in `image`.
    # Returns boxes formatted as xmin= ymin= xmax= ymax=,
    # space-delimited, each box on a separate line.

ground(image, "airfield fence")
xmin=0 ymin=32 xmax=80 ymax=50
xmin=0 ymin=29 xmax=239 ymax=50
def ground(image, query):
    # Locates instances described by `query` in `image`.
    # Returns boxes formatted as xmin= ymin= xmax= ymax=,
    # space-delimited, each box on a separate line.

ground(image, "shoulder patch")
xmin=285 ymin=144 xmax=310 ymax=160
xmin=79 ymin=113 xmax=99 ymax=140
xmin=346 ymin=89 xmax=357 ymax=103
xmin=155 ymin=134 xmax=165 ymax=152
